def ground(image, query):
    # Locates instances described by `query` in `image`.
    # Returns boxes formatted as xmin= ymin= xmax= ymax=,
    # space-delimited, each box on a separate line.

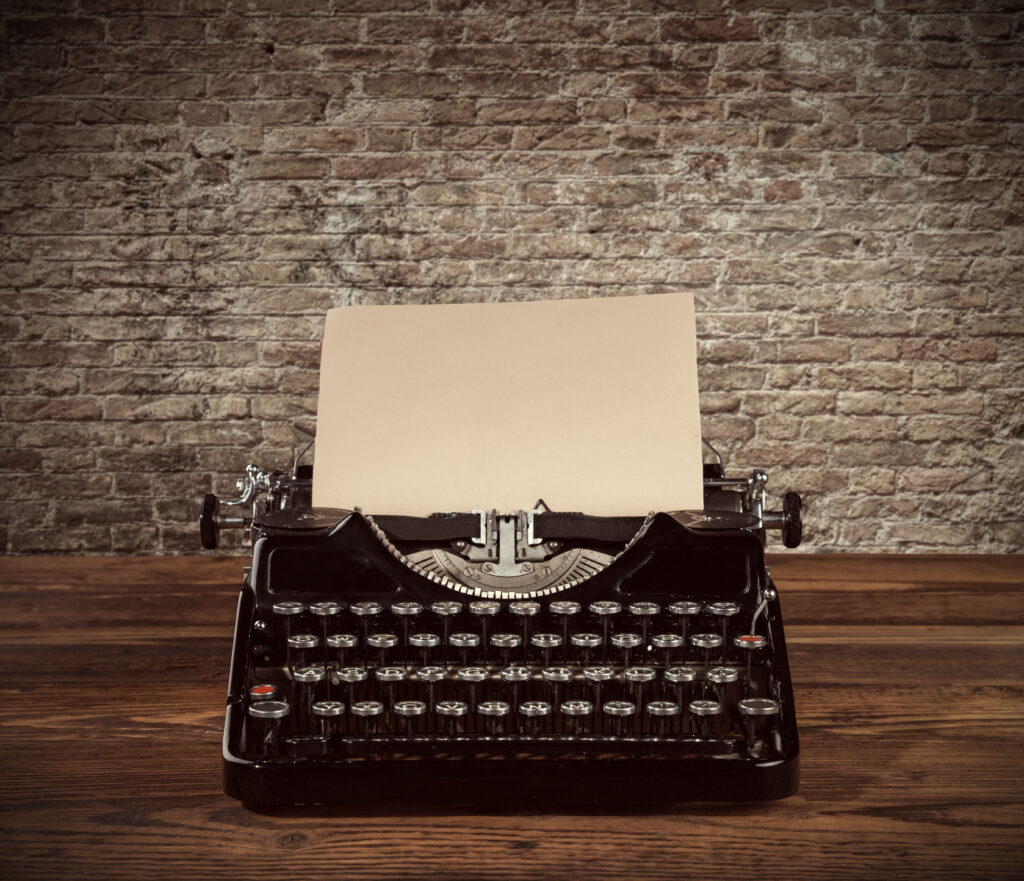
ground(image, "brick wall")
xmin=1 ymin=0 xmax=1022 ymax=556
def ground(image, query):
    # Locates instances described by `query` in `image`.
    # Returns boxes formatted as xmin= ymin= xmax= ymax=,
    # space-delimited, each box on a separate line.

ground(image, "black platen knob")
xmin=782 ymin=492 xmax=802 ymax=548
xmin=200 ymin=493 xmax=220 ymax=550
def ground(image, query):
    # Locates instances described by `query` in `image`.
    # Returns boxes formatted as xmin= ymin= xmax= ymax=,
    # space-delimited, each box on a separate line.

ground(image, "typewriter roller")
xmin=203 ymin=440 xmax=802 ymax=805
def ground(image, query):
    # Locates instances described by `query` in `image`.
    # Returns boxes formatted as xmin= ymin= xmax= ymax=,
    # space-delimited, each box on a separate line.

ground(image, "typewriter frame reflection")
xmin=205 ymin=441 xmax=803 ymax=806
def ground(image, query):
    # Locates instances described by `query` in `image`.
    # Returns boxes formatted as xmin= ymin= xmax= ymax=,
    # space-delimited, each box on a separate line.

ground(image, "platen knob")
xmin=200 ymin=493 xmax=220 ymax=550
xmin=782 ymin=492 xmax=803 ymax=548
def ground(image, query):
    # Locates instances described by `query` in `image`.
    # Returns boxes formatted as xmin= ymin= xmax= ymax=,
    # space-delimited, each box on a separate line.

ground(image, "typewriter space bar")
xmin=373 ymin=513 xmax=644 ymax=544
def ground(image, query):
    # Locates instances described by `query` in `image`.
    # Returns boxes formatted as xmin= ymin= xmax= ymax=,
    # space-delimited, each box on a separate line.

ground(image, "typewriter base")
xmin=224 ymin=749 xmax=798 ymax=807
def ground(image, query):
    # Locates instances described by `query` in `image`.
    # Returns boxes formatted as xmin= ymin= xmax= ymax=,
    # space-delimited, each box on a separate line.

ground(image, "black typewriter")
xmin=201 ymin=440 xmax=803 ymax=805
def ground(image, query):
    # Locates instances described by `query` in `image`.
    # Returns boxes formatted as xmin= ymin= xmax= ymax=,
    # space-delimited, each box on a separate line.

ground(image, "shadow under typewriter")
xmin=217 ymin=502 xmax=800 ymax=807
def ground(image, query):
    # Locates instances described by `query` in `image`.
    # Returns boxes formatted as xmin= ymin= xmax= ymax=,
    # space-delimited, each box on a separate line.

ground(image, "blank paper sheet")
xmin=312 ymin=293 xmax=703 ymax=516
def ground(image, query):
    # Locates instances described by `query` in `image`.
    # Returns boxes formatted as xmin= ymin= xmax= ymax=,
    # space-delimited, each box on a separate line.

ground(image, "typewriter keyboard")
xmin=241 ymin=597 xmax=786 ymax=761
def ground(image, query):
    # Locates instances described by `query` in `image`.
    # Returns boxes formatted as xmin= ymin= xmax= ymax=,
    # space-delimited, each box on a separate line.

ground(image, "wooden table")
xmin=1 ymin=555 xmax=1022 ymax=880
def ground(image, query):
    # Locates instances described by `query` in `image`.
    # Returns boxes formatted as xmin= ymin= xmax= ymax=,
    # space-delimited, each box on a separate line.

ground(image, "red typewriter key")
xmin=249 ymin=683 xmax=277 ymax=702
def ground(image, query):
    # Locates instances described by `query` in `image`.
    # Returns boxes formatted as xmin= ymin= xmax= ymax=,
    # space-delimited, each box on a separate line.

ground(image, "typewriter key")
xmin=738 ymin=697 xmax=780 ymax=757
xmin=288 ymin=634 xmax=319 ymax=669
xmin=646 ymin=701 xmax=680 ymax=738
xmin=394 ymin=699 xmax=427 ymax=734
xmin=707 ymin=602 xmax=740 ymax=660
xmin=665 ymin=666 xmax=697 ymax=714
xmin=337 ymin=666 xmax=368 ymax=708
xmin=351 ymin=602 xmax=384 ymax=662
xmin=690 ymin=633 xmax=723 ymax=671
xmin=706 ymin=666 xmax=740 ymax=724
xmin=500 ymin=665 xmax=530 ymax=710
xmin=571 ymin=632 xmax=602 ymax=666
xmin=469 ymin=600 xmax=500 ymax=661
xmin=509 ymin=600 xmax=540 ymax=649
xmin=490 ymin=632 xmax=521 ymax=668
xmin=628 ymin=602 xmax=660 ymax=647
xmin=249 ymin=683 xmax=277 ymax=702
xmin=392 ymin=601 xmax=423 ymax=661
xmin=590 ymin=600 xmax=621 ymax=648
xmin=549 ymin=600 xmax=581 ymax=657
xmin=248 ymin=699 xmax=289 ymax=756
xmin=583 ymin=666 xmax=615 ymax=721
xmin=273 ymin=601 xmax=305 ymax=667
xmin=436 ymin=699 xmax=469 ymax=735
xmin=612 ymin=632 xmax=642 ymax=669
xmin=734 ymin=634 xmax=767 ymax=695
xmin=542 ymin=667 xmax=573 ymax=724
xmin=457 ymin=667 xmax=488 ymax=712
xmin=350 ymin=700 xmax=384 ymax=738
xmin=518 ymin=700 xmax=551 ymax=735
xmin=624 ymin=667 xmax=657 ymax=719
xmin=310 ymin=601 xmax=343 ymax=662
xmin=415 ymin=665 xmax=446 ymax=709
xmin=410 ymin=632 xmax=441 ymax=667
xmin=327 ymin=632 xmax=358 ymax=670
xmin=293 ymin=666 xmax=326 ymax=732
xmin=367 ymin=632 xmax=398 ymax=668
xmin=375 ymin=666 xmax=407 ymax=716
xmin=668 ymin=600 xmax=702 ymax=651
xmin=602 ymin=700 xmax=636 ymax=737
xmin=531 ymin=632 xmax=562 ymax=668
xmin=449 ymin=632 xmax=480 ymax=668
xmin=311 ymin=700 xmax=344 ymax=738
xmin=477 ymin=700 xmax=511 ymax=736
xmin=652 ymin=633 xmax=684 ymax=668
xmin=561 ymin=699 xmax=594 ymax=735
xmin=688 ymin=699 xmax=722 ymax=739
xmin=431 ymin=600 xmax=462 ymax=665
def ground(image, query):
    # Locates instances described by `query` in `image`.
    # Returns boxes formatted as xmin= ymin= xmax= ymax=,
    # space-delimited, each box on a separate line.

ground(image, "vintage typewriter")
xmin=201 ymin=438 xmax=803 ymax=805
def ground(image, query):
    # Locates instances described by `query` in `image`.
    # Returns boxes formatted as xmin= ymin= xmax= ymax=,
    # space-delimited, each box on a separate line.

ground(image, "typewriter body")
xmin=202 ymin=441 xmax=803 ymax=806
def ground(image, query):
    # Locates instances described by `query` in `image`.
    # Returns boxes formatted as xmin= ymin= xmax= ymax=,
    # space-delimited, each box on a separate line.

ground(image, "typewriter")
xmin=201 ymin=438 xmax=803 ymax=805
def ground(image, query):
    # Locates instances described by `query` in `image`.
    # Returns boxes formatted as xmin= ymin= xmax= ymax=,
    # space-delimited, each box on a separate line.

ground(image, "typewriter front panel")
xmin=222 ymin=511 xmax=798 ymax=804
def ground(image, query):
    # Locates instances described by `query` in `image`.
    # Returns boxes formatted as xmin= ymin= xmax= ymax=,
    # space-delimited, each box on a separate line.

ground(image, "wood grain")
xmin=1 ymin=554 xmax=1022 ymax=881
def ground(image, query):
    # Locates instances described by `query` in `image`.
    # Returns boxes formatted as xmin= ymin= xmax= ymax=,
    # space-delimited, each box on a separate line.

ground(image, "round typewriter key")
xmin=708 ymin=601 xmax=740 ymax=660
xmin=457 ymin=666 xmax=488 ymax=711
xmin=248 ymin=699 xmax=289 ymax=756
xmin=327 ymin=632 xmax=358 ymax=670
xmin=669 ymin=600 xmax=702 ymax=651
xmin=500 ymin=665 xmax=530 ymax=709
xmin=312 ymin=699 xmax=344 ymax=738
xmin=612 ymin=632 xmax=642 ymax=668
xmin=249 ymin=683 xmax=277 ymax=702
xmin=735 ymin=634 xmax=767 ymax=695
xmin=583 ymin=666 xmax=615 ymax=720
xmin=571 ymin=632 xmax=602 ymax=665
xmin=310 ymin=601 xmax=342 ymax=662
xmin=519 ymin=700 xmax=551 ymax=735
xmin=449 ymin=631 xmax=480 ymax=668
xmin=436 ymin=699 xmax=469 ymax=735
xmin=273 ymin=601 xmax=305 ymax=667
xmin=690 ymin=632 xmax=723 ymax=671
xmin=477 ymin=700 xmax=510 ymax=736
xmin=652 ymin=633 xmax=684 ymax=668
xmin=352 ymin=602 xmax=384 ymax=662
xmin=603 ymin=700 xmax=635 ymax=736
xmin=542 ymin=666 xmax=573 ymax=723
xmin=561 ymin=699 xmax=593 ymax=735
xmin=337 ymin=666 xmax=368 ymax=707
xmin=410 ymin=632 xmax=441 ymax=667
xmin=368 ymin=632 xmax=398 ymax=668
xmin=689 ymin=698 xmax=722 ymax=739
xmin=469 ymin=600 xmax=500 ymax=661
xmin=624 ymin=666 xmax=656 ymax=718
xmin=288 ymin=633 xmax=319 ymax=669
xmin=490 ymin=632 xmax=521 ymax=667
xmin=431 ymin=600 xmax=462 ymax=664
xmin=294 ymin=665 xmax=326 ymax=731
xmin=510 ymin=600 xmax=540 ymax=650
xmin=350 ymin=700 xmax=384 ymax=738
xmin=629 ymin=601 xmax=660 ymax=647
xmin=293 ymin=665 xmax=326 ymax=683
xmin=531 ymin=632 xmax=562 ymax=668
xmin=394 ymin=699 xmax=426 ymax=734
xmin=550 ymin=599 xmax=581 ymax=657
xmin=590 ymin=600 xmax=621 ymax=649
xmin=706 ymin=666 xmax=740 ymax=723
xmin=415 ymin=664 xmax=446 ymax=708
xmin=738 ymin=696 xmax=780 ymax=756
xmin=665 ymin=665 xmax=697 ymax=714
xmin=392 ymin=601 xmax=423 ymax=661
xmin=646 ymin=700 xmax=680 ymax=737
xmin=376 ymin=665 xmax=406 ymax=716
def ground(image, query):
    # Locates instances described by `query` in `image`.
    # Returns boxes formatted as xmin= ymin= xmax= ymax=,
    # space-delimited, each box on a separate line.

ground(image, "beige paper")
xmin=313 ymin=293 xmax=703 ymax=516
